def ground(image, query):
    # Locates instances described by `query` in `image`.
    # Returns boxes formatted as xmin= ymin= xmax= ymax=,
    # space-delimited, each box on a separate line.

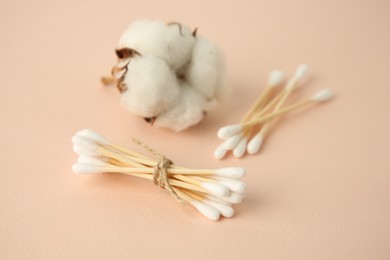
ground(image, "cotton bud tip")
xmin=268 ymin=70 xmax=285 ymax=87
xmin=294 ymin=63 xmax=308 ymax=80
xmin=214 ymin=145 xmax=228 ymax=160
xmin=217 ymin=179 xmax=247 ymax=194
xmin=220 ymin=192 xmax=244 ymax=204
xmin=72 ymin=135 xmax=99 ymax=151
xmin=72 ymin=163 xmax=104 ymax=174
xmin=222 ymin=134 xmax=242 ymax=150
xmin=200 ymin=182 xmax=230 ymax=197
xmin=217 ymin=125 xmax=242 ymax=139
xmin=77 ymin=129 xmax=110 ymax=145
xmin=204 ymin=200 xmax=234 ymax=218
xmin=73 ymin=145 xmax=84 ymax=156
xmin=72 ymin=145 xmax=100 ymax=157
xmin=215 ymin=167 xmax=246 ymax=178
xmin=77 ymin=155 xmax=107 ymax=166
xmin=233 ymin=137 xmax=247 ymax=158
xmin=247 ymin=133 xmax=263 ymax=154
xmin=204 ymin=195 xmax=233 ymax=206
xmin=312 ymin=89 xmax=334 ymax=102
xmin=191 ymin=200 xmax=220 ymax=221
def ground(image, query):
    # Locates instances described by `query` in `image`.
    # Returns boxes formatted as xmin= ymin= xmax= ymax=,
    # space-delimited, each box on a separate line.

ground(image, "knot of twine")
xmin=132 ymin=138 xmax=183 ymax=203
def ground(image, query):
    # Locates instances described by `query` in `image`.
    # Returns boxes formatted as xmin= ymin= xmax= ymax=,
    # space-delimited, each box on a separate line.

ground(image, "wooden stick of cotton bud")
xmin=217 ymin=88 xmax=334 ymax=137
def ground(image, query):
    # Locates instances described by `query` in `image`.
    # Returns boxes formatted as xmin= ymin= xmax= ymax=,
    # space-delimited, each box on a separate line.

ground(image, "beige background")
xmin=1 ymin=0 xmax=389 ymax=259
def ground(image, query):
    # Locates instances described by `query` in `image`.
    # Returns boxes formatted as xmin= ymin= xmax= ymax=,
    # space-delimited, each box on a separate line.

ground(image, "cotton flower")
xmin=120 ymin=54 xmax=181 ymax=118
xmin=153 ymin=84 xmax=216 ymax=131
xmin=107 ymin=19 xmax=229 ymax=131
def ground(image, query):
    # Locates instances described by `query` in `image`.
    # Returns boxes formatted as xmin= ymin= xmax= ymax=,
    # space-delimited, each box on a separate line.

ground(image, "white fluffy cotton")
xmin=113 ymin=19 xmax=228 ymax=131
xmin=153 ymin=84 xmax=216 ymax=131
xmin=187 ymin=37 xmax=227 ymax=100
xmin=120 ymin=54 xmax=180 ymax=118
xmin=119 ymin=20 xmax=195 ymax=72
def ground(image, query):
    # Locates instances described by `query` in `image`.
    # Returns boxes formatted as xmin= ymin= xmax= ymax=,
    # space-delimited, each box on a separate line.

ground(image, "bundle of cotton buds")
xmin=214 ymin=64 xmax=334 ymax=159
xmin=72 ymin=129 xmax=246 ymax=221
xmin=102 ymin=20 xmax=228 ymax=131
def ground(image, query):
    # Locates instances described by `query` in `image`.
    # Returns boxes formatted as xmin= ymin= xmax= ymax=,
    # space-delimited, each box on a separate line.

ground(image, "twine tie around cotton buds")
xmin=131 ymin=138 xmax=183 ymax=203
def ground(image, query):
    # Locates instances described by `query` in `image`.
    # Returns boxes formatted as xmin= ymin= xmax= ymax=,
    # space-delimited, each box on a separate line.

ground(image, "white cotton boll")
xmin=153 ymin=85 xmax=215 ymax=131
xmin=113 ymin=20 xmax=229 ymax=131
xmin=119 ymin=20 xmax=171 ymax=64
xmin=114 ymin=68 xmax=127 ymax=80
xmin=165 ymin=23 xmax=196 ymax=70
xmin=214 ymin=48 xmax=229 ymax=100
xmin=120 ymin=55 xmax=180 ymax=118
xmin=119 ymin=20 xmax=196 ymax=71
xmin=116 ymin=58 xmax=131 ymax=69
xmin=186 ymin=37 xmax=228 ymax=100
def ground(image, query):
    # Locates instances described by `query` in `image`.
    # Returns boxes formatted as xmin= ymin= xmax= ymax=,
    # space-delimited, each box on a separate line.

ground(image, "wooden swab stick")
xmin=229 ymin=89 xmax=284 ymax=158
xmin=249 ymin=100 xmax=312 ymax=131
xmin=242 ymin=89 xmax=334 ymax=129
xmin=246 ymin=82 xmax=296 ymax=154
xmin=247 ymin=85 xmax=294 ymax=154
xmin=248 ymin=90 xmax=285 ymax=120
xmin=73 ymin=163 xmax=212 ymax=194
xmin=72 ymin=162 xmax=245 ymax=178
xmin=218 ymin=89 xmax=334 ymax=137
xmin=240 ymin=70 xmax=284 ymax=123
xmin=245 ymin=64 xmax=308 ymax=125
